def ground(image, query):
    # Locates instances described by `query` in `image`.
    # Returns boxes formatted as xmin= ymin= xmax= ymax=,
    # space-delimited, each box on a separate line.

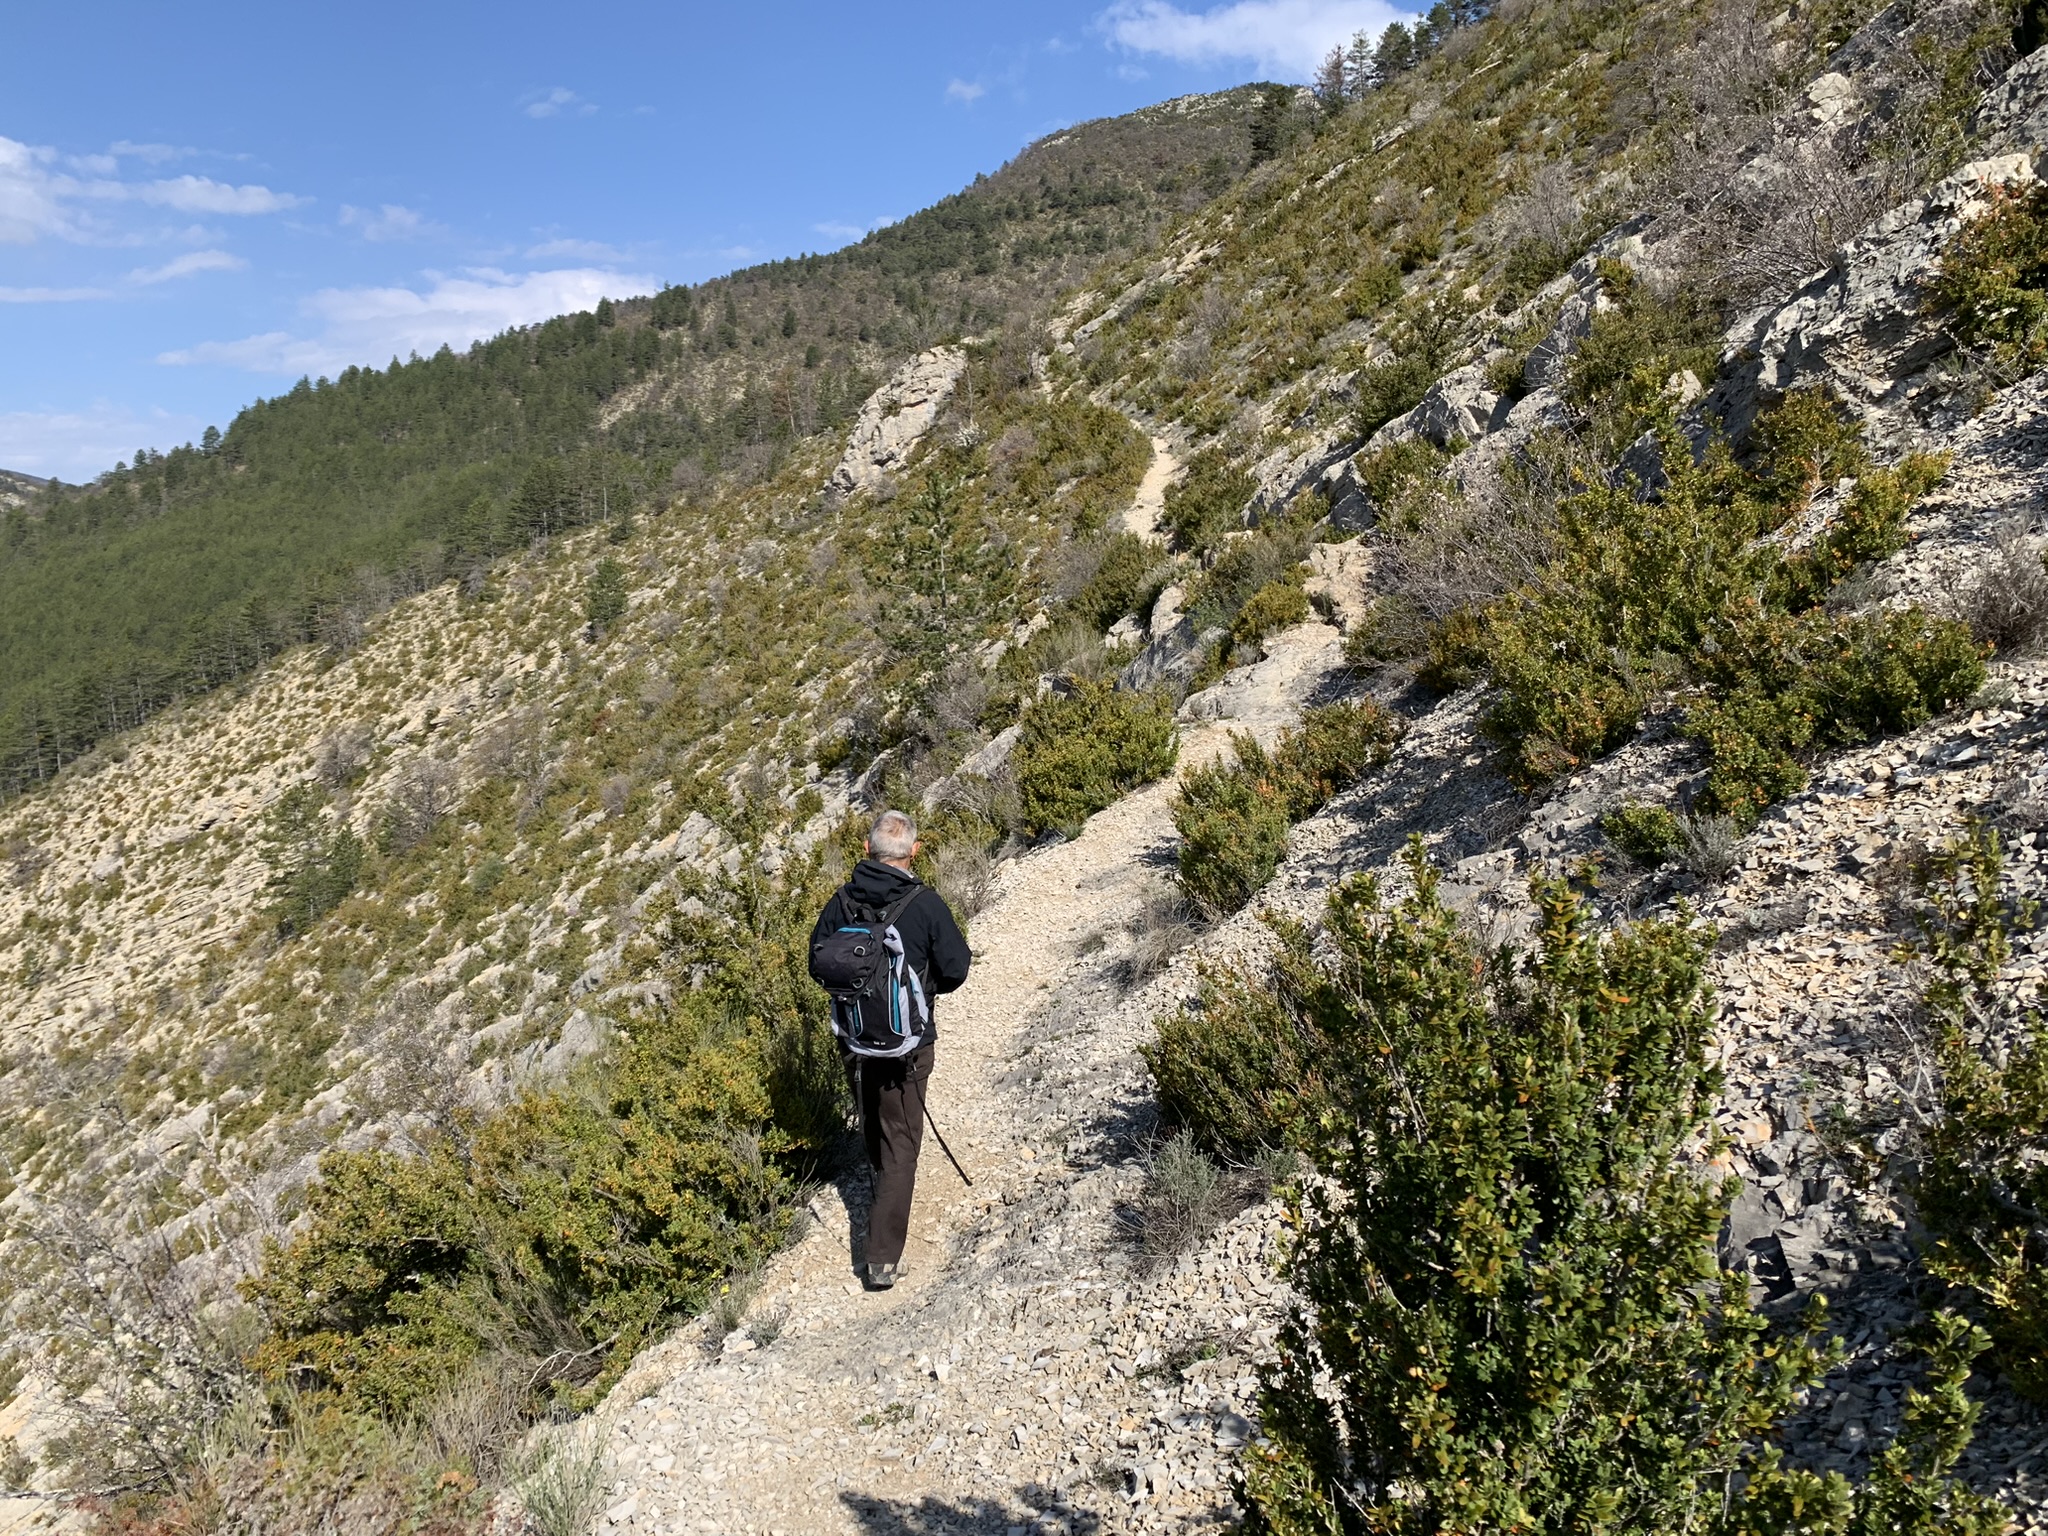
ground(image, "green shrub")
xmin=1562 ymin=259 xmax=1721 ymax=445
xmin=1925 ymin=180 xmax=2048 ymax=372
xmin=1220 ymin=842 xmax=2000 ymax=1535
xmin=1173 ymin=700 xmax=1400 ymax=915
xmin=1161 ymin=446 xmax=1254 ymax=553
xmin=1014 ymin=681 xmax=1178 ymax=837
xmin=1476 ymin=402 xmax=1978 ymax=812
xmin=1071 ymin=532 xmax=1167 ymax=630
xmin=1144 ymin=919 xmax=1333 ymax=1157
xmin=1230 ymin=579 xmax=1311 ymax=646
xmin=584 ymin=556 xmax=628 ymax=634
xmin=243 ymin=849 xmax=844 ymax=1414
xmin=1186 ymin=523 xmax=1312 ymax=639
xmin=1912 ymin=821 xmax=2048 ymax=1403
xmin=1602 ymin=802 xmax=1683 ymax=864
xmin=1352 ymin=438 xmax=1452 ymax=531
xmin=1353 ymin=354 xmax=1441 ymax=437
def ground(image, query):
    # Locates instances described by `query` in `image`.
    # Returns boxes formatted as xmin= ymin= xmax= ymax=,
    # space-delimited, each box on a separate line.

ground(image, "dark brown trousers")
xmin=845 ymin=1044 xmax=933 ymax=1268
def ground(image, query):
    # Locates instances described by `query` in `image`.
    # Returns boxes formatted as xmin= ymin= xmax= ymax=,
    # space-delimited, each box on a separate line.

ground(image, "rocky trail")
xmin=584 ymin=608 xmax=1345 ymax=1535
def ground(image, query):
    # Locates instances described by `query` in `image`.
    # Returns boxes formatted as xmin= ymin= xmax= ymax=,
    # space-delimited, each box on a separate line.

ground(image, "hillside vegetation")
xmin=9 ymin=0 xmax=2048 ymax=1527
xmin=0 ymin=89 xmax=1267 ymax=798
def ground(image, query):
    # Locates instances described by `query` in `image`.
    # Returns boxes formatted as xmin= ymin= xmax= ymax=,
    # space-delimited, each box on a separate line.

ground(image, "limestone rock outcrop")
xmin=826 ymin=346 xmax=969 ymax=498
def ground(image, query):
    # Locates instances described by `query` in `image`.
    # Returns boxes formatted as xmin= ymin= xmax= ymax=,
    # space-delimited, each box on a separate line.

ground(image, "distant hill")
xmin=0 ymin=468 xmax=48 ymax=507
xmin=0 ymin=86 xmax=1271 ymax=795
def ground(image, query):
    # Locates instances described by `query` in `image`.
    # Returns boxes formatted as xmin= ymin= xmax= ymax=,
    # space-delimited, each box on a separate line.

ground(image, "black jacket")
xmin=809 ymin=859 xmax=971 ymax=1040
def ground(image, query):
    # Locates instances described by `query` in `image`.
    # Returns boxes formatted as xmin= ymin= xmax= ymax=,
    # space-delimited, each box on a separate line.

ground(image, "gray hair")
xmin=869 ymin=808 xmax=918 ymax=860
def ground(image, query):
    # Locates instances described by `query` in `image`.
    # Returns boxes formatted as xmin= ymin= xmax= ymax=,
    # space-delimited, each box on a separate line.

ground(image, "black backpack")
xmin=809 ymin=885 xmax=932 ymax=1058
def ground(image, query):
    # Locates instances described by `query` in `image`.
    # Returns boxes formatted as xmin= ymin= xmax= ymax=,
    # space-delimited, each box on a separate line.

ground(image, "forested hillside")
xmin=0 ymin=87 xmax=1269 ymax=798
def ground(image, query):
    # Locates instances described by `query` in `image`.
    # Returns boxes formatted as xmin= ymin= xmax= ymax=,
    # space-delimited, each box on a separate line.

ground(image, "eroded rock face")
xmin=1705 ymin=155 xmax=2037 ymax=452
xmin=827 ymin=346 xmax=969 ymax=498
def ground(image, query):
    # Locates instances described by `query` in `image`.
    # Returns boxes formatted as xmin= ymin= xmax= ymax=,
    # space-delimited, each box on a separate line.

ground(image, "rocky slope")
xmin=8 ymin=0 xmax=2048 ymax=1526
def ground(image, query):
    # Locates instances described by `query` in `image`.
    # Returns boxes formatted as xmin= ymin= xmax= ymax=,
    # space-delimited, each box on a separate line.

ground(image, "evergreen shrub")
xmin=1173 ymin=700 xmax=1400 ymax=915
xmin=1230 ymin=579 xmax=1312 ymax=646
xmin=1162 ymin=447 xmax=1255 ymax=553
xmin=1602 ymin=801 xmax=1684 ymax=864
xmin=1013 ymin=682 xmax=1178 ymax=838
xmin=1160 ymin=842 xmax=2002 ymax=1535
xmin=241 ymin=851 xmax=844 ymax=1414
xmin=1477 ymin=402 xmax=1981 ymax=814
xmin=1926 ymin=180 xmax=2048 ymax=373
xmin=1913 ymin=820 xmax=2048 ymax=1403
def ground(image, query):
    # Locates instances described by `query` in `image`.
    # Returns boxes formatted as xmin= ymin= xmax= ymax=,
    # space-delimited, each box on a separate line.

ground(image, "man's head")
xmin=866 ymin=808 xmax=919 ymax=869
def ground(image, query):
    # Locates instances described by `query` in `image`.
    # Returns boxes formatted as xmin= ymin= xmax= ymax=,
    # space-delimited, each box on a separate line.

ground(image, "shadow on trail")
xmin=837 ymin=1484 xmax=1112 ymax=1535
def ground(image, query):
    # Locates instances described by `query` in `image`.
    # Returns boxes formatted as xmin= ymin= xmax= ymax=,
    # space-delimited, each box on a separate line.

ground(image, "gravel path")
xmin=585 ymin=620 xmax=1343 ymax=1536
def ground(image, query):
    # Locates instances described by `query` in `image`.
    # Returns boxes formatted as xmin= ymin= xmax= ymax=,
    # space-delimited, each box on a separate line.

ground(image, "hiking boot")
xmin=865 ymin=1261 xmax=899 ymax=1290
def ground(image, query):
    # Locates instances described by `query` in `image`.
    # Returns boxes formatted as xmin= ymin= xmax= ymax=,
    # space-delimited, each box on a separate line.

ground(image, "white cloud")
xmin=0 ymin=284 xmax=115 ymax=303
xmin=0 ymin=401 xmax=207 ymax=482
xmin=127 ymin=249 xmax=246 ymax=284
xmin=526 ymin=235 xmax=625 ymax=261
xmin=340 ymin=203 xmax=439 ymax=241
xmin=524 ymin=87 xmax=597 ymax=119
xmin=0 ymin=134 xmax=302 ymax=244
xmin=109 ymin=140 xmax=195 ymax=165
xmin=1097 ymin=0 xmax=1410 ymax=76
xmin=158 ymin=265 xmax=659 ymax=376
xmin=812 ymin=216 xmax=896 ymax=242
xmin=946 ymin=78 xmax=988 ymax=103
xmin=124 ymin=174 xmax=303 ymax=215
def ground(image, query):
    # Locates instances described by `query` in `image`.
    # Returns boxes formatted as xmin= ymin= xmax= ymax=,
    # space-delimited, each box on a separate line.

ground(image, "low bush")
xmin=1352 ymin=438 xmax=1454 ymax=530
xmin=1229 ymin=578 xmax=1311 ymax=646
xmin=1960 ymin=519 xmax=2048 ymax=651
xmin=1352 ymin=353 xmax=1441 ymax=437
xmin=1602 ymin=801 xmax=1684 ymax=864
xmin=1925 ymin=180 xmax=2048 ymax=373
xmin=1144 ymin=920 xmax=1333 ymax=1157
xmin=1184 ymin=842 xmax=2002 ymax=1535
xmin=1912 ymin=820 xmax=2048 ymax=1402
xmin=1070 ymin=531 xmax=1168 ymax=631
xmin=1013 ymin=681 xmax=1178 ymax=838
xmin=1478 ymin=400 xmax=1981 ymax=815
xmin=1562 ymin=259 xmax=1721 ymax=448
xmin=1173 ymin=700 xmax=1400 ymax=916
xmin=1184 ymin=521 xmax=1313 ymax=641
xmin=241 ymin=848 xmax=845 ymax=1416
xmin=1161 ymin=446 xmax=1254 ymax=553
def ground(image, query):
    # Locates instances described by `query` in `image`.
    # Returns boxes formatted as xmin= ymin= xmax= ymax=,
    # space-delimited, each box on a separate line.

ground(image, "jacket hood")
xmin=845 ymin=858 xmax=920 ymax=907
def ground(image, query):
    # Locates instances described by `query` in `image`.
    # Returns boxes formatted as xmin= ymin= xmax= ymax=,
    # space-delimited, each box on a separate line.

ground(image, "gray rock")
xmin=827 ymin=347 xmax=969 ymax=497
xmin=1121 ymin=619 xmax=1225 ymax=695
xmin=1369 ymin=363 xmax=1510 ymax=452
xmin=1704 ymin=155 xmax=2036 ymax=452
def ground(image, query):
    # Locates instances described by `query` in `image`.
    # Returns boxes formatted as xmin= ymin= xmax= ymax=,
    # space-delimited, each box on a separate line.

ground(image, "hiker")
xmin=808 ymin=808 xmax=971 ymax=1289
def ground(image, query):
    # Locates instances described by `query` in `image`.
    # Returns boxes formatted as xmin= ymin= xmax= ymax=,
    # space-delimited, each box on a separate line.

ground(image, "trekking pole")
xmin=923 ymin=1102 xmax=974 ymax=1187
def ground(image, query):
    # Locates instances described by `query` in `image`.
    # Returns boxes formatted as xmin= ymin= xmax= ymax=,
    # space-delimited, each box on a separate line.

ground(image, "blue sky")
xmin=0 ymin=0 xmax=1408 ymax=481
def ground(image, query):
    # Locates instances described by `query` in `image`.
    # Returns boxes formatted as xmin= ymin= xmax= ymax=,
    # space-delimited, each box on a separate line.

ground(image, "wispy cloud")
xmin=159 ymin=265 xmax=659 ymax=376
xmin=525 ymin=235 xmax=626 ymax=261
xmin=0 ymin=134 xmax=303 ymax=244
xmin=109 ymin=140 xmax=197 ymax=166
xmin=127 ymin=249 xmax=246 ymax=284
xmin=0 ymin=285 xmax=115 ymax=303
xmin=340 ymin=203 xmax=440 ymax=242
xmin=945 ymin=78 xmax=988 ymax=103
xmin=1097 ymin=0 xmax=1409 ymax=76
xmin=0 ymin=401 xmax=207 ymax=481
xmin=524 ymin=87 xmax=597 ymax=119
xmin=812 ymin=216 xmax=896 ymax=243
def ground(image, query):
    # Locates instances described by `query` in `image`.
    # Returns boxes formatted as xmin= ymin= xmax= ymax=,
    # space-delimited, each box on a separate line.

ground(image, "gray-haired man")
xmin=808 ymin=809 xmax=971 ymax=1289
